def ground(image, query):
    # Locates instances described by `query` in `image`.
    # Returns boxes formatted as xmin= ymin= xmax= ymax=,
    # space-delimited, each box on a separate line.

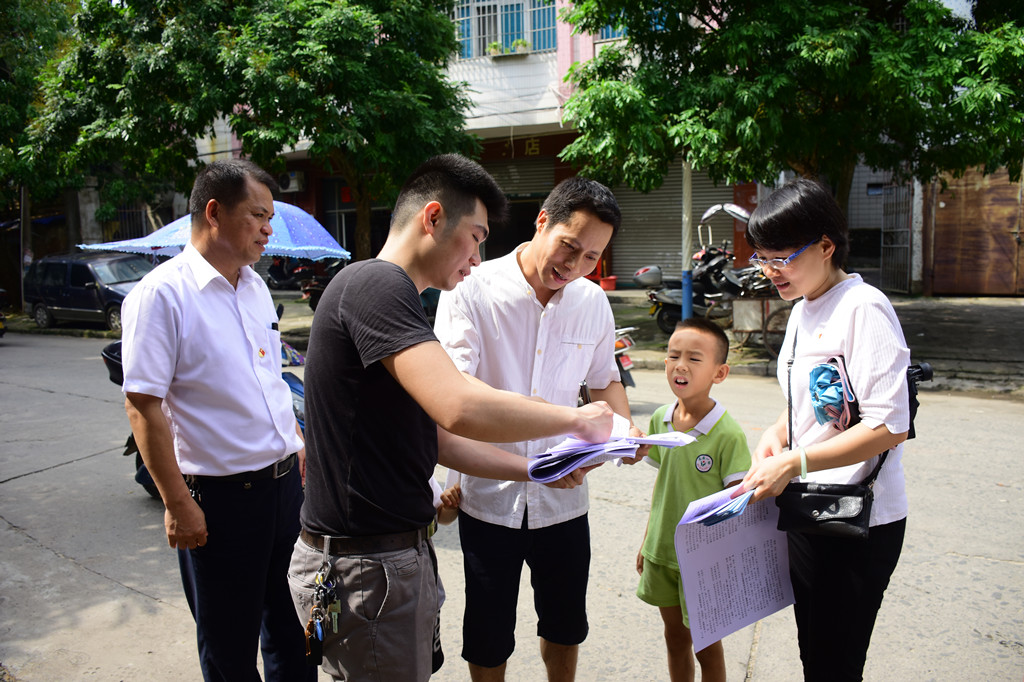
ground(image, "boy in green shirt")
xmin=637 ymin=317 xmax=751 ymax=682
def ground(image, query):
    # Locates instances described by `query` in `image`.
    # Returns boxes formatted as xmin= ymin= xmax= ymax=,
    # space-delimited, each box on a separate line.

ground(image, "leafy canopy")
xmin=29 ymin=0 xmax=476 ymax=258
xmin=0 ymin=0 xmax=76 ymax=213
xmin=561 ymin=0 xmax=1024 ymax=206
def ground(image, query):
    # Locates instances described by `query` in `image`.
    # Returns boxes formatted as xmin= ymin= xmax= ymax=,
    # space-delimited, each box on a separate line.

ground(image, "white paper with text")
xmin=674 ymin=497 xmax=794 ymax=652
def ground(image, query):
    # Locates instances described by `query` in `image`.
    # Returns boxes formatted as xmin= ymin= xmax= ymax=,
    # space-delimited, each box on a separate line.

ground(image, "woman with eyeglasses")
xmin=737 ymin=178 xmax=911 ymax=681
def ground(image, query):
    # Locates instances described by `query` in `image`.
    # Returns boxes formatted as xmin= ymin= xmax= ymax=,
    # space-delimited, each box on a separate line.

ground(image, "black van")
xmin=23 ymin=252 xmax=155 ymax=331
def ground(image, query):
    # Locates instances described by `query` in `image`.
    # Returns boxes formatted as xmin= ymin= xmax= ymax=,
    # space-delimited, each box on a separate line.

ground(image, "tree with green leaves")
xmin=30 ymin=0 xmax=476 ymax=260
xmin=1 ymin=0 xmax=76 ymax=290
xmin=561 ymin=0 xmax=1024 ymax=210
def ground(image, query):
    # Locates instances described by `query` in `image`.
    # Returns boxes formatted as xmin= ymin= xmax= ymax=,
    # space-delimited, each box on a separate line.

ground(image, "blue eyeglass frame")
xmin=748 ymin=239 xmax=820 ymax=270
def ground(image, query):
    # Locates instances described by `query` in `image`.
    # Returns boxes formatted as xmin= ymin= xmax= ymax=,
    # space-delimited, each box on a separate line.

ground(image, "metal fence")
xmin=880 ymin=182 xmax=912 ymax=293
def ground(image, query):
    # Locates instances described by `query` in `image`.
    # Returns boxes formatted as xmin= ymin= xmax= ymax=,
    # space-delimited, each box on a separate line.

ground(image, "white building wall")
xmin=847 ymin=165 xmax=889 ymax=230
xmin=450 ymin=53 xmax=565 ymax=138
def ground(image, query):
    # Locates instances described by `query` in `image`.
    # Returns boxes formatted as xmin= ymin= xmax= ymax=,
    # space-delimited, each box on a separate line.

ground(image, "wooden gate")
xmin=924 ymin=168 xmax=1024 ymax=296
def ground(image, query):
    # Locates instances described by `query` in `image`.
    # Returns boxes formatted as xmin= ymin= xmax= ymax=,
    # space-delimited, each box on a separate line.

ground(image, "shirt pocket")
xmin=259 ymin=328 xmax=282 ymax=370
xmin=553 ymin=337 xmax=596 ymax=393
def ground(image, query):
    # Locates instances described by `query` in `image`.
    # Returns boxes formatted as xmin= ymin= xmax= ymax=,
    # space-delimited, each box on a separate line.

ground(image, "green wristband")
xmin=799 ymin=447 xmax=808 ymax=479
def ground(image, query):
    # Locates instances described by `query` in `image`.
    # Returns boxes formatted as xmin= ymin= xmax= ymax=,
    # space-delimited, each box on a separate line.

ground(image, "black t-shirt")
xmin=300 ymin=259 xmax=439 ymax=536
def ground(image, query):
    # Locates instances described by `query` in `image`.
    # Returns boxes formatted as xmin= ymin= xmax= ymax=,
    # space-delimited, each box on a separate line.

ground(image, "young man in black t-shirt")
xmin=290 ymin=154 xmax=615 ymax=681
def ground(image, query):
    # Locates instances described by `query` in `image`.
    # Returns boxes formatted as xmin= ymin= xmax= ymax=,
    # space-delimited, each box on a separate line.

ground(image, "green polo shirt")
xmin=641 ymin=400 xmax=751 ymax=567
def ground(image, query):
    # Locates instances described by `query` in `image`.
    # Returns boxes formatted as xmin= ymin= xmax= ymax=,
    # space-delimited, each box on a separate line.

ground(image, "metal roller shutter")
xmin=483 ymin=158 xmax=554 ymax=198
xmin=610 ymin=161 xmax=734 ymax=282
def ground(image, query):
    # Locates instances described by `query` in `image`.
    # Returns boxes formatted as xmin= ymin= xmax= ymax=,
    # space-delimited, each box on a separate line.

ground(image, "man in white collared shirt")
xmin=435 ymin=177 xmax=641 ymax=682
xmin=121 ymin=160 xmax=314 ymax=682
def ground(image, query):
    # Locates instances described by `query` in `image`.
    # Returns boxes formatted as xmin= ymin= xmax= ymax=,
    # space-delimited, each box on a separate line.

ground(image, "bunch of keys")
xmin=304 ymin=606 xmax=325 ymax=666
xmin=304 ymin=564 xmax=339 ymax=666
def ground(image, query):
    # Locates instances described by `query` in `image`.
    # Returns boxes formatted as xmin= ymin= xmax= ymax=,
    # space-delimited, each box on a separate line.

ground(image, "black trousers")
xmin=458 ymin=510 xmax=591 ymax=667
xmin=788 ymin=518 xmax=906 ymax=682
xmin=178 ymin=464 xmax=316 ymax=682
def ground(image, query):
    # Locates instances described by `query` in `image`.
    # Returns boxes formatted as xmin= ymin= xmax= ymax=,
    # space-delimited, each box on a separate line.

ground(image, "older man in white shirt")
xmin=435 ymin=176 xmax=641 ymax=682
xmin=122 ymin=159 xmax=313 ymax=682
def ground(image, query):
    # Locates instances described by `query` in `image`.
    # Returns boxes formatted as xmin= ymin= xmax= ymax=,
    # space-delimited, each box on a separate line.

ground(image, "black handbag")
xmin=775 ymin=333 xmax=884 ymax=540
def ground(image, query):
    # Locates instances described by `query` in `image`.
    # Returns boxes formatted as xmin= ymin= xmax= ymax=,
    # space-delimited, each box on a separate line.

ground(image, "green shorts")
xmin=636 ymin=556 xmax=690 ymax=628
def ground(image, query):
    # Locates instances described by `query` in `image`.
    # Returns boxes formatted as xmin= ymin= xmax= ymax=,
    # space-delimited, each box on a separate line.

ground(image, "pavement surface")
xmin=1 ymin=286 xmax=1022 ymax=681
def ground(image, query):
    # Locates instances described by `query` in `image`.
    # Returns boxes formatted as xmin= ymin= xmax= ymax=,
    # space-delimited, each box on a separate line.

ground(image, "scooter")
xmin=633 ymin=203 xmax=771 ymax=333
xmin=301 ymin=259 xmax=347 ymax=312
xmin=101 ymin=310 xmax=306 ymax=498
xmin=614 ymin=326 xmax=637 ymax=388
xmin=267 ymin=257 xmax=314 ymax=290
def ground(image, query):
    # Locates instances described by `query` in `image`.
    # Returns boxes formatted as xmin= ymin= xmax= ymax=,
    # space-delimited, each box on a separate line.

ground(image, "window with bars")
xmin=597 ymin=24 xmax=625 ymax=41
xmin=453 ymin=0 xmax=556 ymax=58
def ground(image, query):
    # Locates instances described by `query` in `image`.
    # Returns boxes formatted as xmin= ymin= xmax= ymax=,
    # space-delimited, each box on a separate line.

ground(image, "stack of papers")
xmin=675 ymin=488 xmax=794 ymax=653
xmin=527 ymin=414 xmax=697 ymax=483
xmin=679 ymin=487 xmax=755 ymax=526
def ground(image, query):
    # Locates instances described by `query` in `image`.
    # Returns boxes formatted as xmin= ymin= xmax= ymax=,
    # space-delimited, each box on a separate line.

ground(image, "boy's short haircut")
xmin=189 ymin=159 xmax=278 ymax=223
xmin=390 ymin=154 xmax=509 ymax=234
xmin=540 ymin=176 xmax=621 ymax=237
xmin=674 ymin=317 xmax=730 ymax=365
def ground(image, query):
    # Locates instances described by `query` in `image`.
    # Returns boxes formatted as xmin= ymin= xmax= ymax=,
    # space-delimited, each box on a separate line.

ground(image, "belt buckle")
xmin=271 ymin=453 xmax=294 ymax=479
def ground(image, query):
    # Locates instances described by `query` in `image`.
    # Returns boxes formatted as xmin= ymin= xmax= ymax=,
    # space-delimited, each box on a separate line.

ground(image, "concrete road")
xmin=1 ymin=334 xmax=1022 ymax=680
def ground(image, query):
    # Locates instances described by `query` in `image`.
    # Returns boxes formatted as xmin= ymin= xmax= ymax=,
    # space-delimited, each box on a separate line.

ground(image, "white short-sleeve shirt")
xmin=121 ymin=243 xmax=303 ymax=476
xmin=434 ymin=245 xmax=619 ymax=529
xmin=778 ymin=274 xmax=911 ymax=525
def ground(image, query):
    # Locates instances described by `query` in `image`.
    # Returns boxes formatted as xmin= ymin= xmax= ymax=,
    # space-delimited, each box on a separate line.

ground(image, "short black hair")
xmin=744 ymin=177 xmax=849 ymax=267
xmin=540 ymin=176 xmax=621 ymax=237
xmin=189 ymin=159 xmax=278 ymax=223
xmin=390 ymin=154 xmax=508 ymax=234
xmin=673 ymin=317 xmax=730 ymax=365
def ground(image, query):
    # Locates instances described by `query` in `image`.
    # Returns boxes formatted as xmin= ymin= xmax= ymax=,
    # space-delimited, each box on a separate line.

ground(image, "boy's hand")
xmin=440 ymin=482 xmax=461 ymax=508
xmin=620 ymin=424 xmax=649 ymax=465
xmin=636 ymin=550 xmax=644 ymax=575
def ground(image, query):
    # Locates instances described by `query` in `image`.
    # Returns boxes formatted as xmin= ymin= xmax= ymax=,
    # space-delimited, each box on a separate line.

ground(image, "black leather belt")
xmin=194 ymin=452 xmax=297 ymax=483
xmin=300 ymin=527 xmax=429 ymax=555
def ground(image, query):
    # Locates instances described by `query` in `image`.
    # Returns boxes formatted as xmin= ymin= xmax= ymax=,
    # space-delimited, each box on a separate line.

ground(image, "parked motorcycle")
xmin=101 ymin=310 xmax=307 ymax=498
xmin=300 ymin=259 xmax=347 ymax=311
xmin=633 ymin=203 xmax=771 ymax=334
xmin=267 ymin=256 xmax=314 ymax=290
xmin=614 ymin=326 xmax=637 ymax=388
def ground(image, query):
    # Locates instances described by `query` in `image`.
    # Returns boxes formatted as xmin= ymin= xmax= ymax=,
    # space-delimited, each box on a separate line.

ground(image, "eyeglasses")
xmin=748 ymin=239 xmax=819 ymax=270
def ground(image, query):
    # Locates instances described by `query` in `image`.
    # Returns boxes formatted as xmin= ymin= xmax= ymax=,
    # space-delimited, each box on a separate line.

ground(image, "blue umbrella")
xmin=79 ymin=201 xmax=351 ymax=261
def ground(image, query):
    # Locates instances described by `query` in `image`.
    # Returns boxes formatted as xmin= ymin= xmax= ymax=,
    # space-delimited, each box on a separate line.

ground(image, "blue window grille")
xmin=455 ymin=0 xmax=472 ymax=58
xmin=598 ymin=24 xmax=626 ymax=41
xmin=530 ymin=0 xmax=556 ymax=52
xmin=501 ymin=3 xmax=524 ymax=47
xmin=453 ymin=0 xmax=556 ymax=57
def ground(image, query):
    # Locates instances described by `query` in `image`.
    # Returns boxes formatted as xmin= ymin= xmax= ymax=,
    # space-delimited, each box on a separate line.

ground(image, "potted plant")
xmin=487 ymin=41 xmax=504 ymax=56
xmin=511 ymin=38 xmax=530 ymax=53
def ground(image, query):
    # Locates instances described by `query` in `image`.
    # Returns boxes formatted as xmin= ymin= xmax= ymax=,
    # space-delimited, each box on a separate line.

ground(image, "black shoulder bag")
xmin=774 ymin=333 xmax=883 ymax=540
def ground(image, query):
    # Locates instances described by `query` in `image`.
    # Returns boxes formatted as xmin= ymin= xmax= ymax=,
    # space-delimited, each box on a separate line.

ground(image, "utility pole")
xmin=681 ymin=161 xmax=693 ymax=320
xmin=19 ymin=184 xmax=31 ymax=312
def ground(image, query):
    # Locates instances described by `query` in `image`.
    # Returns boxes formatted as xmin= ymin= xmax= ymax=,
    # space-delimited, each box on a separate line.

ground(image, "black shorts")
xmin=458 ymin=509 xmax=590 ymax=668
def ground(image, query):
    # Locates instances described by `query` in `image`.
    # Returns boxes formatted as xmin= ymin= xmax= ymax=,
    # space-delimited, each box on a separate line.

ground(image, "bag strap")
xmin=787 ymin=332 xmax=888 ymax=487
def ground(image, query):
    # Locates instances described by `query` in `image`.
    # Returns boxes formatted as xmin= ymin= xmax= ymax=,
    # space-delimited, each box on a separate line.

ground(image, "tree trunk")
xmin=353 ymin=184 xmax=372 ymax=262
xmin=332 ymin=151 xmax=374 ymax=261
xmin=833 ymin=159 xmax=857 ymax=218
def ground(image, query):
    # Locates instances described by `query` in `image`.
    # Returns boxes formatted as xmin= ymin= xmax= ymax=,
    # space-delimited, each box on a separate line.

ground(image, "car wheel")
xmin=105 ymin=305 xmax=122 ymax=332
xmin=34 ymin=304 xmax=54 ymax=328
